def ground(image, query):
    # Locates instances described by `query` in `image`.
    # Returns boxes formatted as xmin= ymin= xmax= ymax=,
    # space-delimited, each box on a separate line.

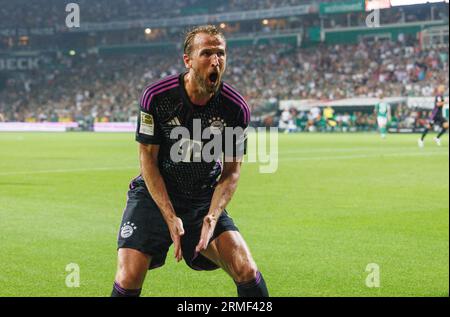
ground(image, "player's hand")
xmin=167 ymin=216 xmax=185 ymax=262
xmin=195 ymin=215 xmax=217 ymax=253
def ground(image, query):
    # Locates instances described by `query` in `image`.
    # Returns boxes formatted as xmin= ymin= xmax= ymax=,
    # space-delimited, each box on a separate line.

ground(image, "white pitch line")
xmin=280 ymin=151 xmax=449 ymax=162
xmin=278 ymin=146 xmax=438 ymax=155
xmin=0 ymin=151 xmax=447 ymax=176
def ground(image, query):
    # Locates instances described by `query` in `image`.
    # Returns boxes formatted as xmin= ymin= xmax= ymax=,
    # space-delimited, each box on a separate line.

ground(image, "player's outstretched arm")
xmin=195 ymin=158 xmax=243 ymax=253
xmin=139 ymin=143 xmax=185 ymax=262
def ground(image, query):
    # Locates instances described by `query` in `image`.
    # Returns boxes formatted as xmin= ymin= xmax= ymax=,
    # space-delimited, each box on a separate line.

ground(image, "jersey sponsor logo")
xmin=169 ymin=119 xmax=248 ymax=163
xmin=175 ymin=137 xmax=203 ymax=162
xmin=139 ymin=112 xmax=154 ymax=136
xmin=120 ymin=222 xmax=137 ymax=239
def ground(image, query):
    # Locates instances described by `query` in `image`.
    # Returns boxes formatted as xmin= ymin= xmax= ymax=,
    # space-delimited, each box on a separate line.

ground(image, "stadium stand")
xmin=0 ymin=0 xmax=448 ymax=132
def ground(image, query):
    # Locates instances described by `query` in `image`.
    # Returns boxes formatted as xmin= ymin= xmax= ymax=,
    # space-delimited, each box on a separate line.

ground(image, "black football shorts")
xmin=430 ymin=117 xmax=448 ymax=127
xmin=117 ymin=179 xmax=239 ymax=271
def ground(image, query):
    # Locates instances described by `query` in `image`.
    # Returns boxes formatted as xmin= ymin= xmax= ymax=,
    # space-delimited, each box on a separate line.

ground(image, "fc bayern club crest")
xmin=120 ymin=222 xmax=137 ymax=238
xmin=208 ymin=117 xmax=226 ymax=134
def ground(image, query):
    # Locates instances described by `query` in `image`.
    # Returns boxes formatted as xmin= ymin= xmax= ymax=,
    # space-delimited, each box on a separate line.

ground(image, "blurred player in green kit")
xmin=374 ymin=94 xmax=391 ymax=139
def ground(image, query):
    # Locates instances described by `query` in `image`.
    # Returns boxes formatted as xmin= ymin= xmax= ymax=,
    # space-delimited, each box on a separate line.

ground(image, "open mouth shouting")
xmin=208 ymin=71 xmax=219 ymax=86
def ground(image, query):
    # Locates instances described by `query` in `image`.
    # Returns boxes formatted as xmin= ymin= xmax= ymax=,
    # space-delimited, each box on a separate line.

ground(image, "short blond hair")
xmin=183 ymin=25 xmax=225 ymax=57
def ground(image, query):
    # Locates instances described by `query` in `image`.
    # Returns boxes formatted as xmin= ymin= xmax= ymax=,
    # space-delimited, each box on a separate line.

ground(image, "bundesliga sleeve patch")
xmin=139 ymin=112 xmax=155 ymax=136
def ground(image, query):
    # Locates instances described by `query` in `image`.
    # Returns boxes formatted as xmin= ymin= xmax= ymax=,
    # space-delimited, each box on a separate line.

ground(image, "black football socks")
xmin=235 ymin=271 xmax=269 ymax=297
xmin=421 ymin=127 xmax=429 ymax=141
xmin=437 ymin=127 xmax=447 ymax=139
xmin=111 ymin=281 xmax=142 ymax=297
xmin=111 ymin=273 xmax=269 ymax=297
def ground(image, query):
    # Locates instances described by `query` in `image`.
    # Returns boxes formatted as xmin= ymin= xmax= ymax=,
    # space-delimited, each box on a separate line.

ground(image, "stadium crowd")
xmin=0 ymin=0 xmax=445 ymax=28
xmin=1 ymin=0 xmax=446 ymax=53
xmin=0 ymin=37 xmax=448 ymax=125
xmin=0 ymin=0 xmax=330 ymax=28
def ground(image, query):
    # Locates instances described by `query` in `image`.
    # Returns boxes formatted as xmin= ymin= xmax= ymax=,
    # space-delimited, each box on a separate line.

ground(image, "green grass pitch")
xmin=0 ymin=132 xmax=448 ymax=297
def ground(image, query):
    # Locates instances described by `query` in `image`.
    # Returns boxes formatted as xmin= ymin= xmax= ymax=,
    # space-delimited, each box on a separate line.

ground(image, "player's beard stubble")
xmin=192 ymin=66 xmax=223 ymax=96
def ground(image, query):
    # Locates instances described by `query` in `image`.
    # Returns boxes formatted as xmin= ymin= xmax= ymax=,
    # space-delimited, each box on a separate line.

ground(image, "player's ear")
xmin=183 ymin=54 xmax=191 ymax=69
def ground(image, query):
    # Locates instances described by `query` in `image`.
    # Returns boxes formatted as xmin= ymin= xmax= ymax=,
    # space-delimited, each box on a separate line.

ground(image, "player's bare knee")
xmin=233 ymin=262 xmax=258 ymax=283
xmin=116 ymin=268 xmax=145 ymax=289
xmin=115 ymin=248 xmax=150 ymax=288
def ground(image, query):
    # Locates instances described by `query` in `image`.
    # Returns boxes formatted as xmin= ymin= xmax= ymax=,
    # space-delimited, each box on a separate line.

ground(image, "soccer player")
xmin=418 ymin=85 xmax=448 ymax=147
xmin=279 ymin=107 xmax=291 ymax=133
xmin=323 ymin=105 xmax=337 ymax=131
xmin=111 ymin=25 xmax=269 ymax=297
xmin=374 ymin=94 xmax=391 ymax=139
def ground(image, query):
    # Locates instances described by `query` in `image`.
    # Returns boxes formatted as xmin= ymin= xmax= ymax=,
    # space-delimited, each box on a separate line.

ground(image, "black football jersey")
xmin=430 ymin=95 xmax=444 ymax=120
xmin=135 ymin=73 xmax=250 ymax=200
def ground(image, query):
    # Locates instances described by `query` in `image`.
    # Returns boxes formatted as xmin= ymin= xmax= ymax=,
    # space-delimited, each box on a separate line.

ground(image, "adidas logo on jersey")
xmin=167 ymin=117 xmax=181 ymax=126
